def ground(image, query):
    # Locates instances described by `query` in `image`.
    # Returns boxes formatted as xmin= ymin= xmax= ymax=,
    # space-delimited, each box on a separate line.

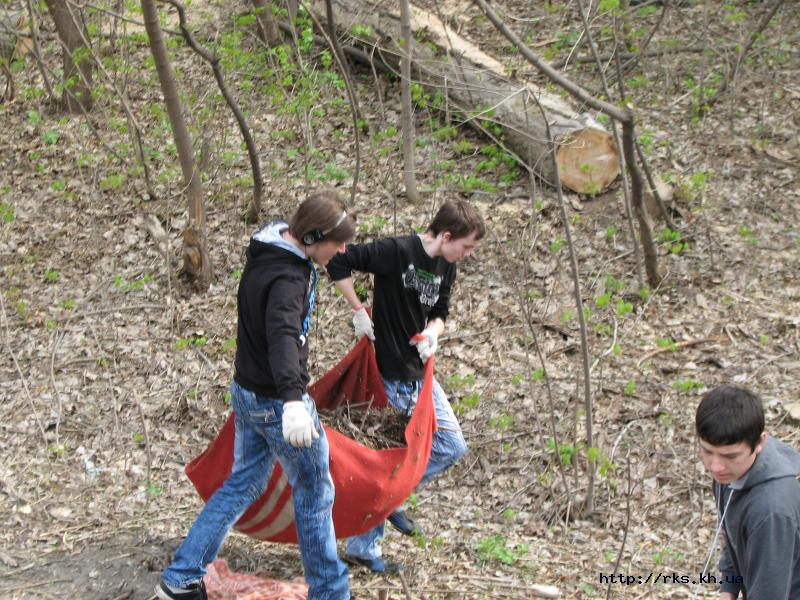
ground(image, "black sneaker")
xmin=343 ymin=554 xmax=403 ymax=574
xmin=388 ymin=510 xmax=422 ymax=537
xmin=155 ymin=579 xmax=208 ymax=600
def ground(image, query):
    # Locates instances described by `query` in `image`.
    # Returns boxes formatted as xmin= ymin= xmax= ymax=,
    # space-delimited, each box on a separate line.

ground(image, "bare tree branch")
xmin=399 ymin=0 xmax=419 ymax=202
xmin=299 ymin=0 xmax=362 ymax=204
xmin=576 ymin=0 xmax=644 ymax=286
xmin=531 ymin=91 xmax=595 ymax=514
xmin=162 ymin=0 xmax=264 ymax=222
xmin=703 ymin=0 xmax=785 ymax=113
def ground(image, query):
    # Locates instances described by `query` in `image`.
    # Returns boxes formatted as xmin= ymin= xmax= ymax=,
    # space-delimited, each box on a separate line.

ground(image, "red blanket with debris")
xmin=185 ymin=337 xmax=436 ymax=543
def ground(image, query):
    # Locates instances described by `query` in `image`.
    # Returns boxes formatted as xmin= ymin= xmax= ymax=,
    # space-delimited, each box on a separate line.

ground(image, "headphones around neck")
xmin=301 ymin=211 xmax=347 ymax=246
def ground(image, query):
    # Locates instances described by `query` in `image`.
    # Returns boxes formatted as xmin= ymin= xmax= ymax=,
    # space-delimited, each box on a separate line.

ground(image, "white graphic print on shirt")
xmin=402 ymin=264 xmax=441 ymax=308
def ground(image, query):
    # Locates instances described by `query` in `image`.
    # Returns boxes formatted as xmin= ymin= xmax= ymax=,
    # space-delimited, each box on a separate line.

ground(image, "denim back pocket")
xmin=248 ymin=407 xmax=279 ymax=424
xmin=231 ymin=382 xmax=282 ymax=425
xmin=394 ymin=381 xmax=421 ymax=416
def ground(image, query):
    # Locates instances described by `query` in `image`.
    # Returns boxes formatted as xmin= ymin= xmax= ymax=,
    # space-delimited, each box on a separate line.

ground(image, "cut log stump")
xmin=311 ymin=0 xmax=620 ymax=194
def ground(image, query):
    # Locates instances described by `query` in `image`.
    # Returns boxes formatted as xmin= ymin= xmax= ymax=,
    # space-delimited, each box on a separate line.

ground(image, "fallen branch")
xmin=56 ymin=303 xmax=167 ymax=323
xmin=552 ymin=44 xmax=710 ymax=70
xmin=455 ymin=575 xmax=559 ymax=598
xmin=636 ymin=336 xmax=724 ymax=367
xmin=0 ymin=579 xmax=75 ymax=594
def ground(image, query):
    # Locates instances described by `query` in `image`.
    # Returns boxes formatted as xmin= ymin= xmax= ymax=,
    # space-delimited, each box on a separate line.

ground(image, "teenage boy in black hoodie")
xmin=156 ymin=191 xmax=356 ymax=600
xmin=696 ymin=385 xmax=800 ymax=599
xmin=327 ymin=200 xmax=485 ymax=573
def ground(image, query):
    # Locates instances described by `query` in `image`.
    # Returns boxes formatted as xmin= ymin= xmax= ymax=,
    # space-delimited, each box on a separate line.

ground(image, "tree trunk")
xmin=1 ymin=11 xmax=31 ymax=102
xmin=249 ymin=0 xmax=281 ymax=47
xmin=0 ymin=12 xmax=30 ymax=61
xmin=140 ymin=0 xmax=211 ymax=293
xmin=311 ymin=0 xmax=620 ymax=194
xmin=622 ymin=119 xmax=659 ymax=287
xmin=43 ymin=0 xmax=94 ymax=112
xmin=398 ymin=0 xmax=419 ymax=202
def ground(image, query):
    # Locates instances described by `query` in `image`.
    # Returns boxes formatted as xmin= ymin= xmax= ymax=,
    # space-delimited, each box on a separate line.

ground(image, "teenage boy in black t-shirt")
xmin=327 ymin=200 xmax=485 ymax=573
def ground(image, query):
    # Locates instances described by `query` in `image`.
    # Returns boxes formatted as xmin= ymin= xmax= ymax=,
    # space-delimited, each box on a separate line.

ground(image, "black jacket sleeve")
xmin=264 ymin=274 xmax=307 ymax=402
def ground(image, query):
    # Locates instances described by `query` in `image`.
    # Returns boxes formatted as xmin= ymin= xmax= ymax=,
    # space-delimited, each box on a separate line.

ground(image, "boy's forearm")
xmin=335 ymin=277 xmax=363 ymax=308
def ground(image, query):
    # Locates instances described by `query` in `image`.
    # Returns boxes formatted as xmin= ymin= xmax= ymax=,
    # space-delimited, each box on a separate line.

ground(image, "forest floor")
xmin=1 ymin=0 xmax=799 ymax=599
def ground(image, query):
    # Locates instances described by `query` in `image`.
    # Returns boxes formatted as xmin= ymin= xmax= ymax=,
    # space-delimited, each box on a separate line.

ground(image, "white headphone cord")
xmin=692 ymin=487 xmax=734 ymax=600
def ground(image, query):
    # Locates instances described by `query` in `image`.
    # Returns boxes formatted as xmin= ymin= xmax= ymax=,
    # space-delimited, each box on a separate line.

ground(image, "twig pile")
xmin=319 ymin=401 xmax=408 ymax=449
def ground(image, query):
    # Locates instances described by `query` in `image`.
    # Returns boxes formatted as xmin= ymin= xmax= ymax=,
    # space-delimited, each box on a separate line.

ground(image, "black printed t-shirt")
xmin=327 ymin=235 xmax=456 ymax=380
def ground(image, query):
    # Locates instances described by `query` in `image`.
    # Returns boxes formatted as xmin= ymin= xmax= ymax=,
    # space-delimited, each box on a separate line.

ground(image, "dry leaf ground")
xmin=1 ymin=1 xmax=799 ymax=599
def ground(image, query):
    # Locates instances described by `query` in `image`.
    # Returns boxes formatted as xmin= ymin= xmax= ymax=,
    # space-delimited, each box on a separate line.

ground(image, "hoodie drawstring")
xmin=692 ymin=486 xmax=735 ymax=600
xmin=299 ymin=262 xmax=318 ymax=345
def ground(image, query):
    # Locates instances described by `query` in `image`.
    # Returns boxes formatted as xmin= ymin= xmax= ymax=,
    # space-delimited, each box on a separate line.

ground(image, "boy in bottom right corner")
xmin=695 ymin=385 xmax=800 ymax=599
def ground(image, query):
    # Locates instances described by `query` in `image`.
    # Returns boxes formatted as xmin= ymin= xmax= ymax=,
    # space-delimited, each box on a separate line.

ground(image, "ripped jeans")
xmin=344 ymin=375 xmax=466 ymax=560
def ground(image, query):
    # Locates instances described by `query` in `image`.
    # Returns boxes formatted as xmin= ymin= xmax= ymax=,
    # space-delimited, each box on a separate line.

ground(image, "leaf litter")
xmin=0 ymin=0 xmax=799 ymax=599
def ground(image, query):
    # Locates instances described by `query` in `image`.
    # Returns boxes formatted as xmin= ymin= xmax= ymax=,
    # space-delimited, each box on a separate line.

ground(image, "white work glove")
xmin=352 ymin=306 xmax=375 ymax=341
xmin=411 ymin=328 xmax=438 ymax=362
xmin=282 ymin=401 xmax=319 ymax=448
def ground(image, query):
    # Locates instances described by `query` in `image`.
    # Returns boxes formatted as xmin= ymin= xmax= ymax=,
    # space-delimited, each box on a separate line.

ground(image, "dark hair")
xmin=695 ymin=385 xmax=765 ymax=450
xmin=427 ymin=200 xmax=486 ymax=241
xmin=288 ymin=189 xmax=356 ymax=245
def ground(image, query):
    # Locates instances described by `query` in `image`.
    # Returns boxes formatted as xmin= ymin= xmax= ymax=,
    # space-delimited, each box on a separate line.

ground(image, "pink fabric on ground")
xmin=203 ymin=560 xmax=307 ymax=600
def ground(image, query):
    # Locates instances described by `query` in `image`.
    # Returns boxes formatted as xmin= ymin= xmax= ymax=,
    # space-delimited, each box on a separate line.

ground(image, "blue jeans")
xmin=344 ymin=376 xmax=466 ymax=560
xmin=162 ymin=382 xmax=349 ymax=600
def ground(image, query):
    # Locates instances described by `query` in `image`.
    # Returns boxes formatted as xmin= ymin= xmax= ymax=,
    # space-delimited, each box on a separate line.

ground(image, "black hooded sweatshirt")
xmin=233 ymin=223 xmax=314 ymax=403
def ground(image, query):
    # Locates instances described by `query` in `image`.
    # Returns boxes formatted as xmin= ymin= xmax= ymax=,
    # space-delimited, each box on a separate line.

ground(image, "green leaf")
xmin=0 ymin=202 xmax=14 ymax=223
xmin=43 ymin=130 xmax=59 ymax=145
